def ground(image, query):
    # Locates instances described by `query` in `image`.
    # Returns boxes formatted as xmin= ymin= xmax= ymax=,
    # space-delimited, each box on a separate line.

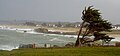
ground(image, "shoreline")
xmin=0 ymin=25 xmax=120 ymax=38
xmin=0 ymin=25 xmax=120 ymax=51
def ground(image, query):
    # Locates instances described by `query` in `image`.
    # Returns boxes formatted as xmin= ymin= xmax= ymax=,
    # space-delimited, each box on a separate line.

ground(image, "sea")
xmin=0 ymin=27 xmax=120 ymax=51
xmin=0 ymin=29 xmax=76 ymax=51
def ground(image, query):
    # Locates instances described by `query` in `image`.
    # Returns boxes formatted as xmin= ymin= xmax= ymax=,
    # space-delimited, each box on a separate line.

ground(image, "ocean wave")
xmin=0 ymin=45 xmax=19 ymax=51
xmin=111 ymin=37 xmax=120 ymax=42
xmin=26 ymin=31 xmax=44 ymax=34
xmin=49 ymin=38 xmax=70 ymax=42
xmin=0 ymin=26 xmax=78 ymax=38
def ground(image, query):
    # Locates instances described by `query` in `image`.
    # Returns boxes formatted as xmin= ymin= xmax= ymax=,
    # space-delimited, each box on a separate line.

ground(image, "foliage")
xmin=41 ymin=23 xmax=47 ymax=26
xmin=55 ymin=22 xmax=62 ymax=27
xmin=75 ymin=6 xmax=113 ymax=46
xmin=24 ymin=22 xmax=36 ymax=26
xmin=34 ymin=28 xmax=48 ymax=33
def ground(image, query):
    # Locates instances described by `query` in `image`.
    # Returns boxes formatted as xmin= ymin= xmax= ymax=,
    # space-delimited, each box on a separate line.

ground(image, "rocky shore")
xmin=34 ymin=28 xmax=78 ymax=35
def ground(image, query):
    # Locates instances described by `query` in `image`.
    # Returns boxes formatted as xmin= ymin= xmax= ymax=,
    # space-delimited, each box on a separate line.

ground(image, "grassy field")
xmin=0 ymin=47 xmax=120 ymax=56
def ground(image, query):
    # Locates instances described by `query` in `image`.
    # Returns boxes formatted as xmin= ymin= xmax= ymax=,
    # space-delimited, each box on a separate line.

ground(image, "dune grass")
xmin=0 ymin=47 xmax=120 ymax=56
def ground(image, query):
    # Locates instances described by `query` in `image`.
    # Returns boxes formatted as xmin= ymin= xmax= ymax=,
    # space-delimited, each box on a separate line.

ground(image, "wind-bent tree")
xmin=75 ymin=6 xmax=114 ymax=47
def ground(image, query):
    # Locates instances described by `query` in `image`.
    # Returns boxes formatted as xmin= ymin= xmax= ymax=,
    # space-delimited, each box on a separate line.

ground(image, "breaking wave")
xmin=49 ymin=38 xmax=70 ymax=42
xmin=0 ymin=45 xmax=19 ymax=51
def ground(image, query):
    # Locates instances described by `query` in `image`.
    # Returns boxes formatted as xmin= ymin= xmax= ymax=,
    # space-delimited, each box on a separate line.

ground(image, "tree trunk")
xmin=75 ymin=21 xmax=85 ymax=47
xmin=80 ymin=25 xmax=89 ymax=44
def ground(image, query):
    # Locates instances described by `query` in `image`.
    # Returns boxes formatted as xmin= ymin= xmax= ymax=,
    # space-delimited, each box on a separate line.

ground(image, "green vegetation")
xmin=34 ymin=28 xmax=48 ymax=33
xmin=24 ymin=22 xmax=36 ymax=26
xmin=0 ymin=47 xmax=120 ymax=56
xmin=75 ymin=6 xmax=113 ymax=46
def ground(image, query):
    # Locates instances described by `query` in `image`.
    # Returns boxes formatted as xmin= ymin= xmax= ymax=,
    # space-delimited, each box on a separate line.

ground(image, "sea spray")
xmin=0 ymin=45 xmax=19 ymax=51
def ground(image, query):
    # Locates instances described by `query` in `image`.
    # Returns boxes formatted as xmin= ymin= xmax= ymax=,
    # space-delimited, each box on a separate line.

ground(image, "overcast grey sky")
xmin=0 ymin=0 xmax=120 ymax=24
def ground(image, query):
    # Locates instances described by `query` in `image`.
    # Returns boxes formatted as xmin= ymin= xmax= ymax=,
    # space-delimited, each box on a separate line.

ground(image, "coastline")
xmin=0 ymin=25 xmax=120 ymax=38
xmin=0 ymin=25 xmax=120 ymax=51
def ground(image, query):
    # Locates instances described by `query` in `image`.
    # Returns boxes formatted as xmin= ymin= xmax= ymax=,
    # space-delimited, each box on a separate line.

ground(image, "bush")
xmin=34 ymin=28 xmax=48 ymax=33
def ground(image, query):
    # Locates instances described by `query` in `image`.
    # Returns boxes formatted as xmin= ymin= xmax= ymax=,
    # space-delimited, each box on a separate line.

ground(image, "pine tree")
xmin=75 ymin=6 xmax=114 ymax=47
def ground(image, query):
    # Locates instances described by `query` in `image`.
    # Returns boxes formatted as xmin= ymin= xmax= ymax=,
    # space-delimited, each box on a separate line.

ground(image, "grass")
xmin=0 ymin=47 xmax=120 ymax=56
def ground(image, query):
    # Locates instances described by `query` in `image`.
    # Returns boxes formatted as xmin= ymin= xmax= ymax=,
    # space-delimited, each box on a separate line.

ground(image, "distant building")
xmin=112 ymin=25 xmax=120 ymax=30
xmin=40 ymin=22 xmax=81 ymax=28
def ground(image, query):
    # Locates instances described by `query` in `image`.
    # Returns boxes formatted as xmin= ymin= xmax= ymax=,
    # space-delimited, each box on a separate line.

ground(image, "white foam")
xmin=0 ymin=26 xmax=78 ymax=38
xmin=44 ymin=33 xmax=78 ymax=38
xmin=0 ymin=26 xmax=33 ymax=32
xmin=49 ymin=38 xmax=69 ymax=42
xmin=0 ymin=45 xmax=19 ymax=51
xmin=111 ymin=37 xmax=120 ymax=42
xmin=26 ymin=31 xmax=44 ymax=34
